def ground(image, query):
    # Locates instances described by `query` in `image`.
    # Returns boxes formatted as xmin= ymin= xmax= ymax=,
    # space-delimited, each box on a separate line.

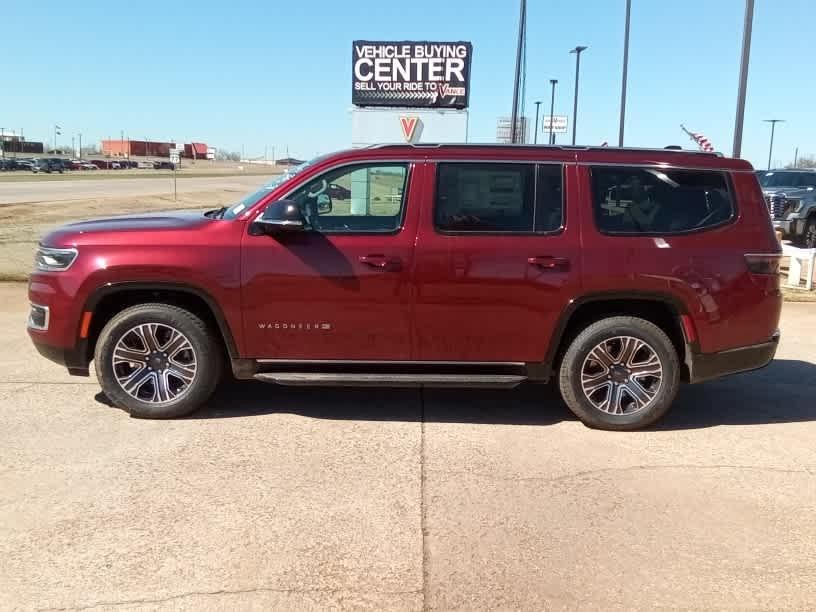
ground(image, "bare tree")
xmin=785 ymin=155 xmax=816 ymax=169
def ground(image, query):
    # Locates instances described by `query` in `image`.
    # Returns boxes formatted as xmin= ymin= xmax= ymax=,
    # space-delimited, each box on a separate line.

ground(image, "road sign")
xmin=170 ymin=153 xmax=180 ymax=164
xmin=542 ymin=115 xmax=568 ymax=134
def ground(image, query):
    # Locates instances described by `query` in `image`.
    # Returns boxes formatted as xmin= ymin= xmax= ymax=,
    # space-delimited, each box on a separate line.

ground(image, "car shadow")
xmin=95 ymin=359 xmax=816 ymax=429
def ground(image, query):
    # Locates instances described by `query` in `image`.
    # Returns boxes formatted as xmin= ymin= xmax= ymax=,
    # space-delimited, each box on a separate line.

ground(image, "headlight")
xmin=34 ymin=246 xmax=78 ymax=271
xmin=791 ymin=199 xmax=804 ymax=213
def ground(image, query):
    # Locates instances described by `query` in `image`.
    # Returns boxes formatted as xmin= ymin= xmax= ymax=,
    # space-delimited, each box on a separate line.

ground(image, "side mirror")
xmin=252 ymin=200 xmax=305 ymax=234
xmin=317 ymin=193 xmax=332 ymax=214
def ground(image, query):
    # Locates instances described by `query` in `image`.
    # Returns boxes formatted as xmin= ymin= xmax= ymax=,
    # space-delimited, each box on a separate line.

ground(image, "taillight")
xmin=745 ymin=253 xmax=782 ymax=275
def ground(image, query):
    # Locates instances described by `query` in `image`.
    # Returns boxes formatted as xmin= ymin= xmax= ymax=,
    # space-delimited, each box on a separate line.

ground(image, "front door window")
xmin=289 ymin=163 xmax=409 ymax=233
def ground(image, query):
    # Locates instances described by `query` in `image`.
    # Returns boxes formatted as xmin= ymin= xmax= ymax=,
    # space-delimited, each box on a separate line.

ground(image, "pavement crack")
xmin=420 ymin=385 xmax=429 ymax=612
xmin=36 ymin=586 xmax=424 ymax=611
xmin=427 ymin=463 xmax=815 ymax=485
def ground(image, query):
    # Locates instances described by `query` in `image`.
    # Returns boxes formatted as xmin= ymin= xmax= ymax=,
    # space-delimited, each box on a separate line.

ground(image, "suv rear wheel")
xmin=558 ymin=316 xmax=680 ymax=430
xmin=94 ymin=303 xmax=223 ymax=418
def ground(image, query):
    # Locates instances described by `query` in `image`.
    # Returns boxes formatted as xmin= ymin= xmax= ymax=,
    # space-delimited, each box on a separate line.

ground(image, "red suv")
xmin=27 ymin=144 xmax=782 ymax=430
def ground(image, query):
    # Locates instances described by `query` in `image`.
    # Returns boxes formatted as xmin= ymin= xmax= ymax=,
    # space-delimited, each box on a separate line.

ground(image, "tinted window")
xmin=760 ymin=171 xmax=816 ymax=189
xmin=435 ymin=163 xmax=563 ymax=233
xmin=591 ymin=167 xmax=734 ymax=235
xmin=289 ymin=163 xmax=408 ymax=233
xmin=535 ymin=164 xmax=564 ymax=232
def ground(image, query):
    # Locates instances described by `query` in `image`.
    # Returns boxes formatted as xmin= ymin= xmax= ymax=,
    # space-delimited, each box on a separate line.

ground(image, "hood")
xmin=42 ymin=211 xmax=210 ymax=246
xmin=763 ymin=186 xmax=815 ymax=199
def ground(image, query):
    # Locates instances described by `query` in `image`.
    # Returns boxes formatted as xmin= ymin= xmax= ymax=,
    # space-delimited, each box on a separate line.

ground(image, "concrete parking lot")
xmin=1 ymin=282 xmax=815 ymax=610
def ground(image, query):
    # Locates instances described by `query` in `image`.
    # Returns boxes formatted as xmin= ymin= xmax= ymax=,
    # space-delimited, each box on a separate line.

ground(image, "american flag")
xmin=680 ymin=124 xmax=714 ymax=152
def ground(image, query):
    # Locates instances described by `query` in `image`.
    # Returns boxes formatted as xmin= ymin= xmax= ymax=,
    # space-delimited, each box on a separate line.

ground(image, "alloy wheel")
xmin=580 ymin=336 xmax=663 ymax=415
xmin=112 ymin=323 xmax=197 ymax=404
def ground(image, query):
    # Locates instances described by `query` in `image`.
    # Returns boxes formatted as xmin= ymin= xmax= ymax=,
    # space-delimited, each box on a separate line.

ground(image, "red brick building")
xmin=100 ymin=140 xmax=175 ymax=158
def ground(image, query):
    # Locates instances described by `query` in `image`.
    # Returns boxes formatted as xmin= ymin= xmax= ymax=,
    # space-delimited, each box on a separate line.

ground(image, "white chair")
xmin=781 ymin=242 xmax=816 ymax=290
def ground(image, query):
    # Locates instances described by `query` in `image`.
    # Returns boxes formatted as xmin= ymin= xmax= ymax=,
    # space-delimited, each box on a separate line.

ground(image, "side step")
xmin=253 ymin=372 xmax=527 ymax=388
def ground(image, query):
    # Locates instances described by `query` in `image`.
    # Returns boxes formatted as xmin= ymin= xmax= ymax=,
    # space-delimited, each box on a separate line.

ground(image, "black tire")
xmin=803 ymin=218 xmax=816 ymax=250
xmin=94 ymin=303 xmax=223 ymax=419
xmin=558 ymin=316 xmax=680 ymax=431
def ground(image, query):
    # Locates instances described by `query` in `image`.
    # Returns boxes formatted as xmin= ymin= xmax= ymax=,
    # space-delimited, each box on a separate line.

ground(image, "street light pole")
xmin=618 ymin=0 xmax=631 ymax=147
xmin=533 ymin=101 xmax=542 ymax=144
xmin=732 ymin=0 xmax=755 ymax=158
xmin=570 ymin=46 xmax=588 ymax=146
xmin=548 ymin=79 xmax=558 ymax=145
xmin=763 ymin=119 xmax=784 ymax=170
xmin=510 ymin=0 xmax=527 ymax=144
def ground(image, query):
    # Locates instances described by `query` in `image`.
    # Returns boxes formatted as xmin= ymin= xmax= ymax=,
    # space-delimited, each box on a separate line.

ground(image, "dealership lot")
xmin=1 ymin=282 xmax=815 ymax=609
xmin=0 ymin=174 xmax=268 ymax=206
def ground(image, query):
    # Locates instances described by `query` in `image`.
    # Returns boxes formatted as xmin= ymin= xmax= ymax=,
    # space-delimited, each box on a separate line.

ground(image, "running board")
xmin=253 ymin=372 xmax=527 ymax=388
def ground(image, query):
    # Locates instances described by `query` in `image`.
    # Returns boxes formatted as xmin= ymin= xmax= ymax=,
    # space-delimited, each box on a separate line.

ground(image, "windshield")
xmin=759 ymin=171 xmax=816 ymax=189
xmin=222 ymin=156 xmax=326 ymax=220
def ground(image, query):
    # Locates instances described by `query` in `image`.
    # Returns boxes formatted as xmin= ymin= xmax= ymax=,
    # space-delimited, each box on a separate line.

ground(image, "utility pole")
xmin=0 ymin=127 xmax=4 ymax=159
xmin=732 ymin=0 xmax=755 ymax=158
xmin=78 ymin=133 xmax=82 ymax=158
xmin=71 ymin=136 xmax=75 ymax=159
xmin=763 ymin=119 xmax=784 ymax=170
xmin=569 ymin=46 xmax=588 ymax=146
xmin=548 ymin=79 xmax=558 ymax=145
xmin=794 ymin=147 xmax=799 ymax=168
xmin=510 ymin=0 xmax=527 ymax=144
xmin=618 ymin=0 xmax=632 ymax=147
xmin=533 ymin=101 xmax=542 ymax=144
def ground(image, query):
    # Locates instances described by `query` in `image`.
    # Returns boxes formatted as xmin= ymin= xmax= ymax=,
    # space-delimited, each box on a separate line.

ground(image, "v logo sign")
xmin=400 ymin=116 xmax=419 ymax=142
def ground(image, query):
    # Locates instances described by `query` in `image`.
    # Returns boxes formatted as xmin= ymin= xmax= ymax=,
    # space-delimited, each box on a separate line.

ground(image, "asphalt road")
xmin=1 ymin=282 xmax=815 ymax=610
xmin=0 ymin=175 xmax=269 ymax=205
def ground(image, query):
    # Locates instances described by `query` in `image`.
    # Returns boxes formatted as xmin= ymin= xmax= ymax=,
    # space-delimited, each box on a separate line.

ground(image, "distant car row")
xmin=0 ymin=158 xmax=177 ymax=172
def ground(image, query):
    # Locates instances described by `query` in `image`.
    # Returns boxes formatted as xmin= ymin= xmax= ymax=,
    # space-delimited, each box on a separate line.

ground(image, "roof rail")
xmin=365 ymin=142 xmax=723 ymax=156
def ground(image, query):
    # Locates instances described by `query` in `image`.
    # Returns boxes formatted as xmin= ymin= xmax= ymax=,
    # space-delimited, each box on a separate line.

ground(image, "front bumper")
xmin=30 ymin=337 xmax=90 ymax=376
xmin=773 ymin=218 xmax=803 ymax=237
xmin=689 ymin=331 xmax=780 ymax=384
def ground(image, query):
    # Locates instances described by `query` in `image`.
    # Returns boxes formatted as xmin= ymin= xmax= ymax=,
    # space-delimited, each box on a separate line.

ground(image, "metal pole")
xmin=548 ymin=79 xmax=557 ymax=145
xmin=533 ymin=101 xmax=541 ymax=144
xmin=764 ymin=119 xmax=783 ymax=170
xmin=510 ymin=0 xmax=526 ymax=144
xmin=794 ymin=147 xmax=799 ymax=168
xmin=78 ymin=133 xmax=82 ymax=158
xmin=570 ymin=46 xmax=587 ymax=146
xmin=732 ymin=0 xmax=754 ymax=158
xmin=618 ymin=0 xmax=631 ymax=147
xmin=0 ymin=127 xmax=4 ymax=159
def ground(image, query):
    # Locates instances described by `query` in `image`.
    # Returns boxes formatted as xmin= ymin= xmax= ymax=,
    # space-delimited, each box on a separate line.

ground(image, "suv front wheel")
xmin=94 ymin=303 xmax=223 ymax=418
xmin=558 ymin=316 xmax=680 ymax=430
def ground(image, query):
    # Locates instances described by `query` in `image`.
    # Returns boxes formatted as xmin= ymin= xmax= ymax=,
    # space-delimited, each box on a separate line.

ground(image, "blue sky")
xmin=2 ymin=0 xmax=812 ymax=167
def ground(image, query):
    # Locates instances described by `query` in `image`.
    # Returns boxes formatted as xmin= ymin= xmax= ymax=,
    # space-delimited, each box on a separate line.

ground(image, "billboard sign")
xmin=541 ymin=115 xmax=568 ymax=134
xmin=352 ymin=41 xmax=472 ymax=109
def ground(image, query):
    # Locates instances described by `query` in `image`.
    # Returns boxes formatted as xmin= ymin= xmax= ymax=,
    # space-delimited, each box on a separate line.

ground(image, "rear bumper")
xmin=689 ymin=331 xmax=780 ymax=384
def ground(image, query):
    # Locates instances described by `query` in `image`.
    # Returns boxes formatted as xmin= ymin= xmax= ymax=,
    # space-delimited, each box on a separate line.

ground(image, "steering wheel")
xmin=307 ymin=179 xmax=328 ymax=198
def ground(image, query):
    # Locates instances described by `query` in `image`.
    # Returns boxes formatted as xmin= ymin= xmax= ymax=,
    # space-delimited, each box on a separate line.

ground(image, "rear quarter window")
xmin=590 ymin=167 xmax=735 ymax=235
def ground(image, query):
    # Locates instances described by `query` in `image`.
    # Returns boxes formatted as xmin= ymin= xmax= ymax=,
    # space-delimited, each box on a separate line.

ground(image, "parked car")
xmin=27 ymin=144 xmax=782 ymax=430
xmin=153 ymin=161 xmax=176 ymax=170
xmin=14 ymin=159 xmax=35 ymax=171
xmin=757 ymin=169 xmax=816 ymax=248
xmin=31 ymin=158 xmax=65 ymax=173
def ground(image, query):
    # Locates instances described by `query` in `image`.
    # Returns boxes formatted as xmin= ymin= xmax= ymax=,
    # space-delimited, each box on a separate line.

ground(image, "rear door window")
xmin=590 ymin=167 xmax=734 ymax=235
xmin=435 ymin=163 xmax=564 ymax=233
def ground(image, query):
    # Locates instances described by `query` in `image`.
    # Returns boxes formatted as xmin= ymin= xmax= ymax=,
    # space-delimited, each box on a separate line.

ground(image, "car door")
xmin=241 ymin=160 xmax=421 ymax=360
xmin=412 ymin=160 xmax=582 ymax=363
